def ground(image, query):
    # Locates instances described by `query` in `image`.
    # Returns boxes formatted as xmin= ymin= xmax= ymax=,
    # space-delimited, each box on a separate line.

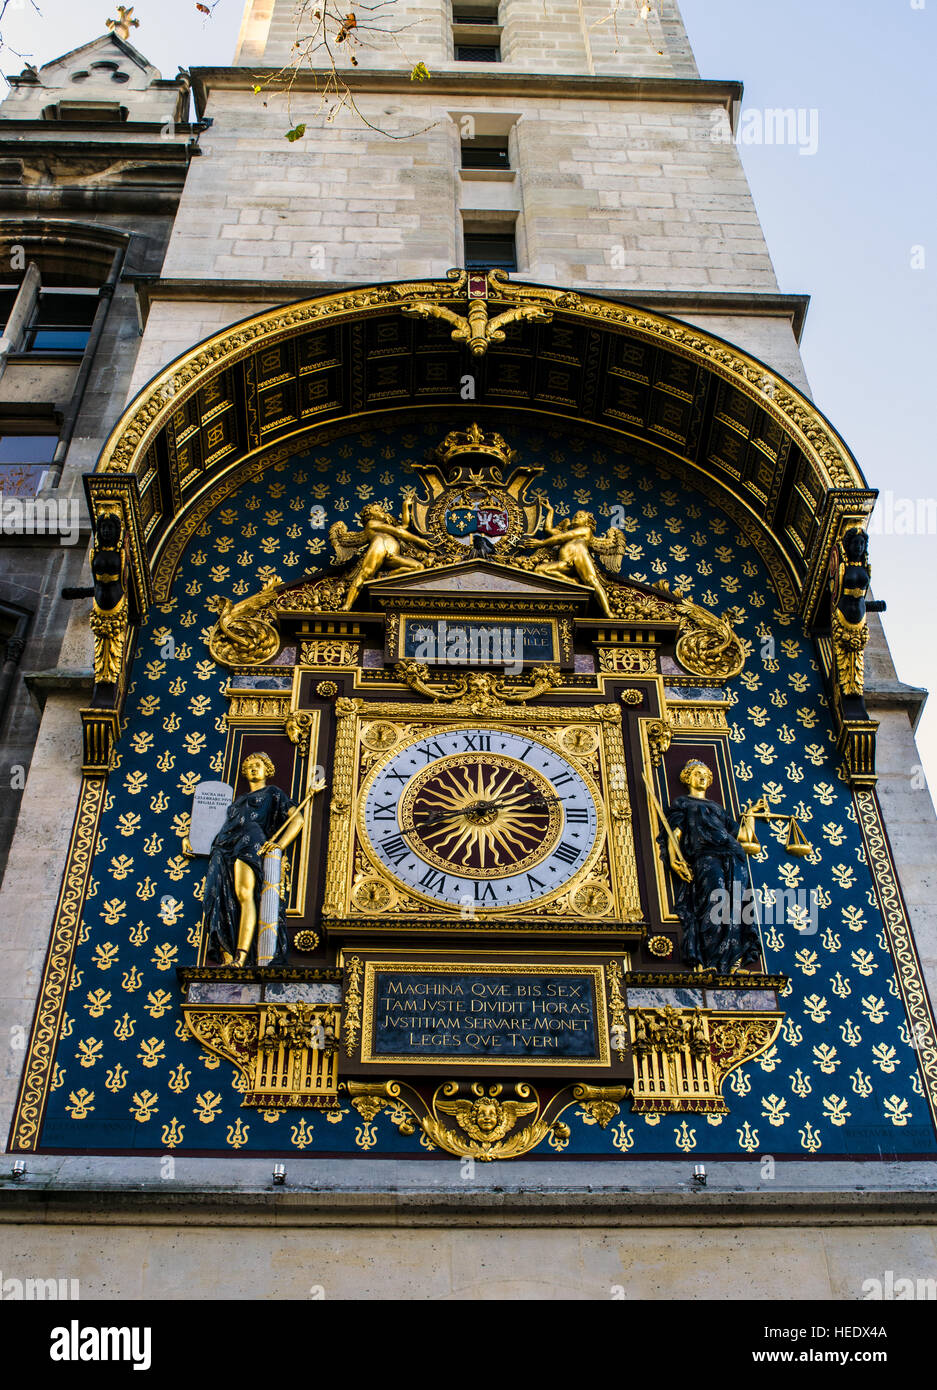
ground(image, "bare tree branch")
xmin=0 ymin=0 xmax=45 ymax=75
xmin=206 ymin=0 xmax=435 ymax=140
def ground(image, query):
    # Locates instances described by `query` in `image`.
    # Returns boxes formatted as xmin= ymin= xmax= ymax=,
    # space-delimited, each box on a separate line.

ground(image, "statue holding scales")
xmin=647 ymin=759 xmax=761 ymax=975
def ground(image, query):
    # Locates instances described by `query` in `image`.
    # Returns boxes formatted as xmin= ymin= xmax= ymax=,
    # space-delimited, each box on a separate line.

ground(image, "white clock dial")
xmin=359 ymin=726 xmax=603 ymax=912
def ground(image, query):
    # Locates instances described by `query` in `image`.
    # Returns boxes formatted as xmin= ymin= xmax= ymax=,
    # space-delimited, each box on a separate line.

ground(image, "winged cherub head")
xmin=471 ymin=1096 xmax=503 ymax=1135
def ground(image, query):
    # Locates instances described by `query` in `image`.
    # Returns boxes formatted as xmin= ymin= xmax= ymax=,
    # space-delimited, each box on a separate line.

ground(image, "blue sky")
xmin=680 ymin=0 xmax=937 ymax=794
xmin=8 ymin=0 xmax=937 ymax=790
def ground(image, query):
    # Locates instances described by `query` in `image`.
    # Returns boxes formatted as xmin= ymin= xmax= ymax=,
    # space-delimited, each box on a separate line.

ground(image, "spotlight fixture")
xmin=693 ymin=1164 xmax=707 ymax=1186
xmin=272 ymin=1163 xmax=286 ymax=1186
xmin=10 ymin=1160 xmax=26 ymax=1181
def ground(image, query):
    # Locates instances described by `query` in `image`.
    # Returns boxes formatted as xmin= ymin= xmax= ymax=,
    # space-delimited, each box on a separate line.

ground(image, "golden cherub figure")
xmin=523 ymin=496 xmax=626 ymax=617
xmin=330 ymin=489 xmax=436 ymax=610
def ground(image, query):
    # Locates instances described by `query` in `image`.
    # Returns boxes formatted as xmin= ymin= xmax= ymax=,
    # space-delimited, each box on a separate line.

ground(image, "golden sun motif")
xmin=400 ymin=755 xmax=562 ymax=878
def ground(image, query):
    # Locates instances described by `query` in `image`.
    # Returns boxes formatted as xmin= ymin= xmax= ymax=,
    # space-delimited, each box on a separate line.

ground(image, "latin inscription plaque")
xmin=357 ymin=959 xmax=616 ymax=1071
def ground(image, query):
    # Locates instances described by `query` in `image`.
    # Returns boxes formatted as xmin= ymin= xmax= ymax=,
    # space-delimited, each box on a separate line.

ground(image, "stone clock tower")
xmin=1 ymin=1 xmax=936 ymax=1302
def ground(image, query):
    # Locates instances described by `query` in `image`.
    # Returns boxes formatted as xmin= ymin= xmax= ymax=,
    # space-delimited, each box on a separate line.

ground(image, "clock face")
xmin=359 ymin=726 xmax=603 ymax=912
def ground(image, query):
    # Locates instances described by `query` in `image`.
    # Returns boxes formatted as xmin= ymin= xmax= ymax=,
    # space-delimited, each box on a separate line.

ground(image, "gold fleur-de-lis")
xmin=789 ymin=1068 xmax=812 ymax=1098
xmin=105 ymin=1063 xmax=128 ymax=1092
xmin=84 ymin=989 xmax=112 ymax=1018
xmin=226 ymin=1118 xmax=249 ymax=1149
xmin=120 ymin=967 xmax=142 ymax=995
xmin=610 ymin=1121 xmax=635 ymax=1152
xmin=129 ymin=1089 xmax=159 ymax=1122
xmin=839 ymin=1018 xmax=862 ymax=1047
xmin=288 ymin=1117 xmax=314 ymax=1148
xmin=780 ymin=1018 xmax=802 ymax=1046
xmin=850 ymin=1069 xmax=873 ymax=1097
xmin=798 ymin=1122 xmax=822 ymax=1152
xmin=820 ymin=926 xmax=840 ymax=952
xmin=65 ymin=1089 xmax=95 ymax=1119
xmin=736 ymin=1122 xmax=759 ymax=1153
xmin=161 ymin=1118 xmax=184 ymax=1149
xmin=167 ymin=1064 xmax=191 ymax=1093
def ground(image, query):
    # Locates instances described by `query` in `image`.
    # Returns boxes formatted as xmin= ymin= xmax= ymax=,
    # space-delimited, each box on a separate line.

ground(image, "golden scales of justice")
xmin=643 ymin=774 xmax=812 ymax=879
xmin=743 ymin=795 xmax=813 ymax=857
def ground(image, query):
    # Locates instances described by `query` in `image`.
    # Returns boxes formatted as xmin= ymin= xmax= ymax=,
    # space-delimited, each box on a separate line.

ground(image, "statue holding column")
xmin=194 ymin=752 xmax=325 ymax=968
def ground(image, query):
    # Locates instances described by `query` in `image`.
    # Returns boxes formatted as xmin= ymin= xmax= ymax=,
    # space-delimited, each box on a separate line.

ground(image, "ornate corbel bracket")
xmin=182 ymin=1002 xmax=340 ymax=1108
xmin=393 ymin=659 xmax=562 ymax=711
xmin=630 ymin=1006 xmax=783 ymax=1115
xmin=84 ymin=471 xmax=152 ymax=622
xmin=345 ymin=1078 xmax=630 ymax=1160
xmin=396 ymin=267 xmax=577 ymax=358
xmin=285 ymin=711 xmax=316 ymax=758
xmin=818 ymin=520 xmax=880 ymax=787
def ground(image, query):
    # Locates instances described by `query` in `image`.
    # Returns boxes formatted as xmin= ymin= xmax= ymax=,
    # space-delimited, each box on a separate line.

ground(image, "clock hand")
xmin=415 ymin=793 xmax=562 ymax=824
xmin=380 ymin=794 xmax=562 ymax=846
xmin=379 ymin=807 xmax=466 ymax=844
xmin=478 ymin=792 xmax=563 ymax=811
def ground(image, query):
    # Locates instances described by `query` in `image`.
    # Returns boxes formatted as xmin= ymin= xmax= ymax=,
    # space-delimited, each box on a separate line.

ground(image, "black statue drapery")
xmin=659 ymin=794 xmax=761 ymax=974
xmin=202 ymin=784 xmax=294 ymax=966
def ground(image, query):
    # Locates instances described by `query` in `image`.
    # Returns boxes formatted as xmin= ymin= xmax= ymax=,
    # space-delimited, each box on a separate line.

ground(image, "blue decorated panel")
xmin=34 ymin=419 xmax=937 ymax=1158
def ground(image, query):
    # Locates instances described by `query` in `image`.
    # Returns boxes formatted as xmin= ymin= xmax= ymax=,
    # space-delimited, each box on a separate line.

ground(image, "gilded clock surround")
xmin=324 ymin=700 xmax=639 ymax=931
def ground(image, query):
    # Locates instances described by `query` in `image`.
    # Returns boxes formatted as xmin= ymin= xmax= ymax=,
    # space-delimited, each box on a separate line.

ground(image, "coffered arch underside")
xmin=89 ymin=279 xmax=875 ymax=621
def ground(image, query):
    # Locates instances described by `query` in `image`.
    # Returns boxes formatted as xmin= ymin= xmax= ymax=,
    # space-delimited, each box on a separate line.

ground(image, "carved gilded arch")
xmin=87 ymin=275 xmax=875 ymax=622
